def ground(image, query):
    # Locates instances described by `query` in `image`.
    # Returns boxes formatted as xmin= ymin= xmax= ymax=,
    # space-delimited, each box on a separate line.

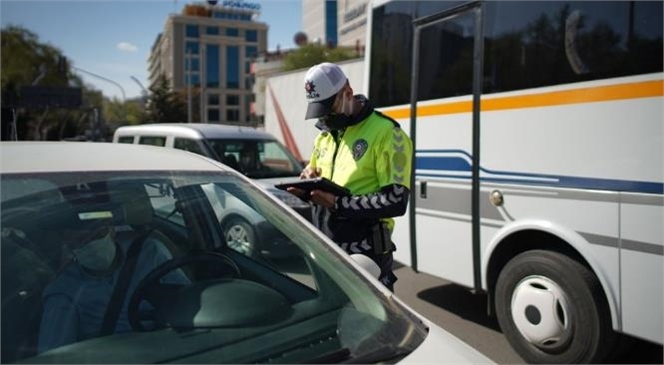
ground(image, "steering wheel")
xmin=127 ymin=252 xmax=241 ymax=331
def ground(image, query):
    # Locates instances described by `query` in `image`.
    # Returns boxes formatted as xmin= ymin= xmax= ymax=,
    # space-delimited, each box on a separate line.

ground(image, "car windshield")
xmin=0 ymin=170 xmax=426 ymax=364
xmin=207 ymin=139 xmax=302 ymax=179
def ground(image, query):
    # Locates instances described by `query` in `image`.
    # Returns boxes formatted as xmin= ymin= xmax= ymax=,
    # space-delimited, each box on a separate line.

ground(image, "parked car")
xmin=113 ymin=123 xmax=309 ymax=256
xmin=0 ymin=141 xmax=493 ymax=364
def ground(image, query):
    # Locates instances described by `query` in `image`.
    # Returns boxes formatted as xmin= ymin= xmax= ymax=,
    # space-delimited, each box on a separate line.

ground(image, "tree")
xmin=145 ymin=74 xmax=188 ymax=123
xmin=1 ymin=25 xmax=103 ymax=140
xmin=282 ymin=44 xmax=359 ymax=71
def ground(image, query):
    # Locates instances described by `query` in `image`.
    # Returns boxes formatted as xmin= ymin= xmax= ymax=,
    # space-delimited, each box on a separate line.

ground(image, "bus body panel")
xmin=620 ymin=193 xmax=663 ymax=343
xmin=385 ymin=75 xmax=663 ymax=342
xmin=367 ymin=0 xmax=663 ymax=350
xmin=481 ymin=217 xmax=621 ymax=329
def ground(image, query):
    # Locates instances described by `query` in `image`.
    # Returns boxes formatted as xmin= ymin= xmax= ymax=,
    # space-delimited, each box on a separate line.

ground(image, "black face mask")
xmin=319 ymin=113 xmax=355 ymax=131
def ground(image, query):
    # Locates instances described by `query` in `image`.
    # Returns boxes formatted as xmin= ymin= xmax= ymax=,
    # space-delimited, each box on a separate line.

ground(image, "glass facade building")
xmin=148 ymin=3 xmax=267 ymax=124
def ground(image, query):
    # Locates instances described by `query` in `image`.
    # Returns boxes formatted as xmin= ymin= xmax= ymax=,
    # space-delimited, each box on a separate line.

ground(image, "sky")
xmin=1 ymin=0 xmax=302 ymax=100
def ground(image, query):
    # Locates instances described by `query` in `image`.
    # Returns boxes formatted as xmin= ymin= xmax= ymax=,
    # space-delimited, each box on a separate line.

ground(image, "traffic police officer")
xmin=290 ymin=62 xmax=413 ymax=291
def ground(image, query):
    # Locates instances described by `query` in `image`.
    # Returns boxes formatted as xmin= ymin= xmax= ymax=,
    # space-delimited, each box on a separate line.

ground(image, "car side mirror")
xmin=350 ymin=254 xmax=380 ymax=279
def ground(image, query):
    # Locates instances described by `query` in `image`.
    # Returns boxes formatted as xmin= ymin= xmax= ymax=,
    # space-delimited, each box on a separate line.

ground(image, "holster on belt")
xmin=371 ymin=222 xmax=394 ymax=255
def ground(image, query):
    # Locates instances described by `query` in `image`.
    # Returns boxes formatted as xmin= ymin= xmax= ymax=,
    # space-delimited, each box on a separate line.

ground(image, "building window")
xmin=226 ymin=109 xmax=240 ymax=122
xmin=208 ymin=94 xmax=220 ymax=105
xmin=245 ymin=45 xmax=257 ymax=59
xmin=186 ymin=41 xmax=199 ymax=55
xmin=206 ymin=26 xmax=219 ymax=35
xmin=245 ymin=29 xmax=258 ymax=42
xmin=189 ymin=58 xmax=200 ymax=72
xmin=226 ymin=28 xmax=239 ymax=37
xmin=325 ymin=1 xmax=338 ymax=47
xmin=208 ymin=109 xmax=220 ymax=122
xmin=226 ymin=46 xmax=239 ymax=89
xmin=206 ymin=44 xmax=219 ymax=87
xmin=187 ymin=74 xmax=200 ymax=86
xmin=227 ymin=95 xmax=240 ymax=106
xmin=186 ymin=24 xmax=199 ymax=38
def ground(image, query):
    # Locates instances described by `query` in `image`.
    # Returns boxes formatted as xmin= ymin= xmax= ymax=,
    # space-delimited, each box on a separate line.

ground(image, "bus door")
xmin=410 ymin=2 xmax=483 ymax=289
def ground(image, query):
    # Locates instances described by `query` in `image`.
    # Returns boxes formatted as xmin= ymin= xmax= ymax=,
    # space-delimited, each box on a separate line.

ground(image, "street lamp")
xmin=72 ymin=66 xmax=127 ymax=131
xmin=130 ymin=75 xmax=148 ymax=104
xmin=72 ymin=66 xmax=126 ymax=102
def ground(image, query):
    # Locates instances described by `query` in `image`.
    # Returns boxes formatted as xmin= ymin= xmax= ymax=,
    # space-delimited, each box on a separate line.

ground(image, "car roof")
xmin=0 ymin=141 xmax=231 ymax=174
xmin=114 ymin=123 xmax=276 ymax=141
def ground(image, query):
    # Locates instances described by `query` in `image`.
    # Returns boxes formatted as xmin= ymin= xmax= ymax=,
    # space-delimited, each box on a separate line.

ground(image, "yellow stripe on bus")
xmin=384 ymin=80 xmax=664 ymax=120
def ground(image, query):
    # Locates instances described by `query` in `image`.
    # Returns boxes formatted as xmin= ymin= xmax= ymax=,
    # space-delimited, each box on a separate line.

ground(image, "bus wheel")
xmin=495 ymin=250 xmax=615 ymax=363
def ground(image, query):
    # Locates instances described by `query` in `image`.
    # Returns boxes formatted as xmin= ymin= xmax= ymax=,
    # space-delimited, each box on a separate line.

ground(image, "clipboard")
xmin=275 ymin=177 xmax=350 ymax=196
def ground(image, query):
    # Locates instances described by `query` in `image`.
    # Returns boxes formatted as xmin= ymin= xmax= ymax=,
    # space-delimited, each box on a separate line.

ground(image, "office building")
xmin=337 ymin=0 xmax=368 ymax=49
xmin=301 ymin=0 xmax=368 ymax=49
xmin=301 ymin=1 xmax=337 ymax=47
xmin=148 ymin=2 xmax=267 ymax=124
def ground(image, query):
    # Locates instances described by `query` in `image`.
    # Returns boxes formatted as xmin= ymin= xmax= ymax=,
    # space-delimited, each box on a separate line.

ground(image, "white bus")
xmin=365 ymin=1 xmax=663 ymax=363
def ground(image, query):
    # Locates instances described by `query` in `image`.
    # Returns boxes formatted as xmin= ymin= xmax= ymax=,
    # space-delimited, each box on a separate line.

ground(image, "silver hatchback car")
xmin=0 ymin=142 xmax=493 ymax=364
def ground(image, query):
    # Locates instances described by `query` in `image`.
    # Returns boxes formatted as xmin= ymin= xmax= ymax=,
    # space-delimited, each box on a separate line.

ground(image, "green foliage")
xmin=1 ymin=25 xmax=110 ymax=140
xmin=103 ymin=98 xmax=145 ymax=125
xmin=282 ymin=44 xmax=360 ymax=71
xmin=144 ymin=74 xmax=188 ymax=123
xmin=1 ymin=26 xmax=70 ymax=90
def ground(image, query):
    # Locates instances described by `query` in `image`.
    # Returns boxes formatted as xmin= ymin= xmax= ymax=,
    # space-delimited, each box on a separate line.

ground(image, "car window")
xmin=138 ymin=136 xmax=166 ymax=146
xmin=260 ymin=140 xmax=300 ymax=173
xmin=144 ymin=182 xmax=184 ymax=227
xmin=207 ymin=139 xmax=302 ymax=178
xmin=117 ymin=136 xmax=134 ymax=144
xmin=173 ymin=137 xmax=206 ymax=157
xmin=0 ymin=170 xmax=426 ymax=364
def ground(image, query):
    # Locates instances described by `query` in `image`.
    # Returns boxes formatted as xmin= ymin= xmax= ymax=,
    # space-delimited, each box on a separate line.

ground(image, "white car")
xmin=113 ymin=123 xmax=308 ymax=256
xmin=0 ymin=142 xmax=493 ymax=364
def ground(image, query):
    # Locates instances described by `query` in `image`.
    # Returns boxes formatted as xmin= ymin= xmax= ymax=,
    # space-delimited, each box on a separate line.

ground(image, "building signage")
xmin=343 ymin=3 xmax=367 ymax=24
xmin=222 ymin=0 xmax=260 ymax=11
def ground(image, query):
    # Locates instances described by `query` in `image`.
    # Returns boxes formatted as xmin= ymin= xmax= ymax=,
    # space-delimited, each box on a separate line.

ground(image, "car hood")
xmin=400 ymin=320 xmax=495 ymax=363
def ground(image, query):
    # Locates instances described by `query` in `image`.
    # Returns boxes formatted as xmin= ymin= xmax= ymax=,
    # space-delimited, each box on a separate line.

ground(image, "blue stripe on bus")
xmin=415 ymin=151 xmax=664 ymax=195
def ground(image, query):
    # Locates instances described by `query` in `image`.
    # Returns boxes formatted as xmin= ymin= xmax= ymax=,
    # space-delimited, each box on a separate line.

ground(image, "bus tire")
xmin=495 ymin=250 xmax=616 ymax=363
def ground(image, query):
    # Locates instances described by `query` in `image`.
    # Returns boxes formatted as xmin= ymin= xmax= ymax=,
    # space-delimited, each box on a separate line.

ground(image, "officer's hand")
xmin=300 ymin=166 xmax=321 ymax=179
xmin=310 ymin=190 xmax=336 ymax=209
